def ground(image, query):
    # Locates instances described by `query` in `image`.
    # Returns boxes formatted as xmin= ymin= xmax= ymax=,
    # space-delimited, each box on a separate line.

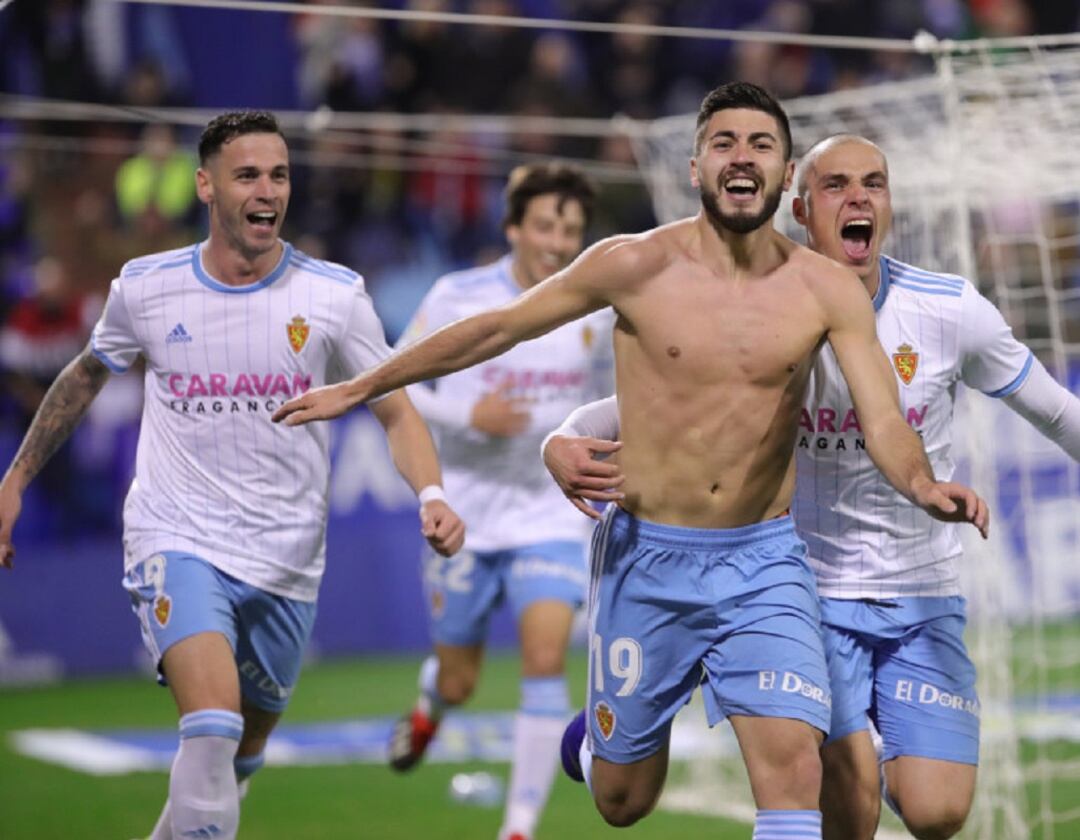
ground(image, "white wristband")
xmin=418 ymin=485 xmax=446 ymax=505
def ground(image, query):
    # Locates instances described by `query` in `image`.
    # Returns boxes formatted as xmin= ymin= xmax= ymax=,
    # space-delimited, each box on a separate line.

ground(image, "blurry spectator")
xmin=3 ymin=0 xmax=101 ymax=101
xmin=0 ymin=257 xmax=106 ymax=534
xmin=0 ymin=154 xmax=35 ymax=313
xmin=114 ymin=123 xmax=198 ymax=228
xmin=296 ymin=3 xmax=386 ymax=110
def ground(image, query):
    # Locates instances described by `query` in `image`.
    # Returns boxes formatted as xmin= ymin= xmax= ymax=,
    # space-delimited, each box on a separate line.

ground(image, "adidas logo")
xmin=166 ymin=323 xmax=194 ymax=344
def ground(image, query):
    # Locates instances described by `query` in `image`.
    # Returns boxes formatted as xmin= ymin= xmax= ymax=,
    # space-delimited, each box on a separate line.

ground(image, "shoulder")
xmin=882 ymin=255 xmax=967 ymax=300
xmin=792 ymin=245 xmax=865 ymax=308
xmin=571 ymin=222 xmax=688 ymax=288
xmin=288 ymin=247 xmax=364 ymax=290
xmin=117 ymin=244 xmax=199 ymax=283
xmin=426 ymin=259 xmax=510 ymax=305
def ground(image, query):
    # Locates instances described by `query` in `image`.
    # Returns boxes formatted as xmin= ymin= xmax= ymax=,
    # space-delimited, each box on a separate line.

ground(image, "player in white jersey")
xmin=541 ymin=134 xmax=1080 ymax=840
xmin=0 ymin=111 xmax=464 ymax=840
xmin=387 ymin=163 xmax=613 ymax=840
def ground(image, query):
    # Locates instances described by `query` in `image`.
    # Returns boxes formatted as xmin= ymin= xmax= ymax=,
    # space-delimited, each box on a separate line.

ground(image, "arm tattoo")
xmin=8 ymin=348 xmax=112 ymax=489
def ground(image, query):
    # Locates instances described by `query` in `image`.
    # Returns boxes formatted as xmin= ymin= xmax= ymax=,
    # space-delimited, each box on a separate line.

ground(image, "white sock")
xmin=499 ymin=677 xmax=570 ymax=839
xmin=416 ymin=655 xmax=450 ymax=721
xmin=168 ymin=710 xmax=243 ymax=840
xmin=578 ymin=736 xmax=594 ymax=794
xmin=149 ymin=749 xmax=263 ymax=839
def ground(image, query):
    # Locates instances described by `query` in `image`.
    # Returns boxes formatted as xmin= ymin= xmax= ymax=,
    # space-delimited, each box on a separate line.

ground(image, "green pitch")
xmin=0 ymin=652 xmax=742 ymax=839
xmin=2 ymin=646 xmax=1079 ymax=839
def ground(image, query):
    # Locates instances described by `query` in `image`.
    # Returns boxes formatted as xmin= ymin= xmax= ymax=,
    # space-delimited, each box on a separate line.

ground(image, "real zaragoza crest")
xmin=594 ymin=701 xmax=616 ymax=740
xmin=893 ymin=343 xmax=918 ymax=385
xmin=153 ymin=594 xmax=172 ymax=628
xmin=287 ymin=315 xmax=310 ymax=353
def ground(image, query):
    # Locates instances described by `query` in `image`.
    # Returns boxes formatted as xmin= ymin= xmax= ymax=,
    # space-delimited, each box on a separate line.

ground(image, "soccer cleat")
xmin=388 ymin=707 xmax=439 ymax=772
xmin=560 ymin=709 xmax=587 ymax=783
xmin=505 ymin=834 xmax=529 ymax=840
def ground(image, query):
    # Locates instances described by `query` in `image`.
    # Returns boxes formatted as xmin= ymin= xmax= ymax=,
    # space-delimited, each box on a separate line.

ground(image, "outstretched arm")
xmin=272 ymin=237 xmax=637 ymax=427
xmin=1002 ymin=359 xmax=1080 ymax=460
xmin=370 ymin=390 xmax=465 ymax=557
xmin=819 ymin=267 xmax=989 ymax=536
xmin=0 ymin=347 xmax=112 ymax=567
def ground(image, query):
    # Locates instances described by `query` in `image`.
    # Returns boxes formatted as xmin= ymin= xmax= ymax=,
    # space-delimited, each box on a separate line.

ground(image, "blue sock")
xmin=235 ymin=752 xmax=265 ymax=783
xmin=560 ymin=709 xmax=587 ymax=783
xmin=752 ymin=809 xmax=822 ymax=839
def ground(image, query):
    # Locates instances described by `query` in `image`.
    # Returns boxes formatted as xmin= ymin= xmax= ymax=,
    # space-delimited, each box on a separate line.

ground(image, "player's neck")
xmin=508 ymin=257 xmax=538 ymax=291
xmin=697 ymin=214 xmax=779 ymax=273
xmin=202 ymin=237 xmax=283 ymax=287
xmin=862 ymin=262 xmax=882 ymax=299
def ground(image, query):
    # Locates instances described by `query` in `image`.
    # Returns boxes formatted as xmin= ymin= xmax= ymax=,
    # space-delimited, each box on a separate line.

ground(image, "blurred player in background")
xmin=542 ymin=133 xmax=1080 ymax=840
xmin=388 ymin=163 xmax=613 ymax=840
xmin=0 ymin=111 xmax=464 ymax=840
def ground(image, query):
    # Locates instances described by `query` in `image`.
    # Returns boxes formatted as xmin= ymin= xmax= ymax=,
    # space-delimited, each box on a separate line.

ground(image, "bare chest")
xmin=619 ymin=272 xmax=822 ymax=388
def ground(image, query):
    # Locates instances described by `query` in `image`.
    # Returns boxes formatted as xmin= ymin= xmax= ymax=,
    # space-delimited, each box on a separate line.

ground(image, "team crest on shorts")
xmin=893 ymin=343 xmax=919 ymax=385
xmin=430 ymin=589 xmax=445 ymax=618
xmin=582 ymin=324 xmax=594 ymax=349
xmin=287 ymin=315 xmax=310 ymax=353
xmin=594 ymin=701 xmax=616 ymax=740
xmin=153 ymin=594 xmax=172 ymax=628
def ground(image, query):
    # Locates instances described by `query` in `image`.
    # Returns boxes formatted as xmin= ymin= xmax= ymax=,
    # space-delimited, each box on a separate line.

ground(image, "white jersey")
xmin=91 ymin=241 xmax=393 ymax=602
xmin=794 ymin=255 xmax=1033 ymax=598
xmin=401 ymin=255 xmax=614 ymax=551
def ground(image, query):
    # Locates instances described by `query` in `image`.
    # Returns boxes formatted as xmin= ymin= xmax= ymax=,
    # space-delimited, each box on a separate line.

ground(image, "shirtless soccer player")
xmin=543 ymin=134 xmax=1080 ymax=840
xmin=0 ymin=111 xmax=464 ymax=840
xmin=272 ymin=84 xmax=988 ymax=840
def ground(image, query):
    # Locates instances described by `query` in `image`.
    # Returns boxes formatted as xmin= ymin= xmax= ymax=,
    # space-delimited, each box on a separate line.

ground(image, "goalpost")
xmin=625 ymin=39 xmax=1080 ymax=840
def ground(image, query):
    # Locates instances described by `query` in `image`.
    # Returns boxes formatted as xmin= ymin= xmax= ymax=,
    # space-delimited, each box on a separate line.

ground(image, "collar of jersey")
xmin=192 ymin=240 xmax=293 ymax=293
xmin=497 ymin=254 xmax=527 ymax=296
xmin=872 ymin=255 xmax=891 ymax=312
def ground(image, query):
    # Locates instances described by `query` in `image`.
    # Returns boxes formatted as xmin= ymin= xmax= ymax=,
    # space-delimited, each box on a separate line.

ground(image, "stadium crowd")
xmin=0 ymin=0 xmax=1073 ymax=539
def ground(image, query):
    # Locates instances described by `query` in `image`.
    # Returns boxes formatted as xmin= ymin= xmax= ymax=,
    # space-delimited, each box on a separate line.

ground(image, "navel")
xmin=787 ymin=363 xmax=797 ymax=373
xmin=667 ymin=345 xmax=681 ymax=358
xmin=710 ymin=482 xmax=719 ymax=494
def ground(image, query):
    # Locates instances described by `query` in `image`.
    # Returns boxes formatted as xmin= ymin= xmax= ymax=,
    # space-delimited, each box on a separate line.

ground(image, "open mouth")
xmin=840 ymin=219 xmax=873 ymax=261
xmin=247 ymin=211 xmax=277 ymax=230
xmin=723 ymin=175 xmax=760 ymax=202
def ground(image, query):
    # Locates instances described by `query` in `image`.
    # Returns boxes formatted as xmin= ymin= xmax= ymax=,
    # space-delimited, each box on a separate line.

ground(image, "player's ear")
xmin=782 ymin=159 xmax=795 ymax=191
xmin=689 ymin=156 xmax=700 ymax=189
xmin=195 ymin=166 xmax=213 ymax=206
xmin=792 ymin=195 xmax=808 ymax=227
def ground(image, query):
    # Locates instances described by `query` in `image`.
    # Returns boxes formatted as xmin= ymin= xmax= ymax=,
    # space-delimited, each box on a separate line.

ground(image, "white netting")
xmin=632 ymin=44 xmax=1080 ymax=840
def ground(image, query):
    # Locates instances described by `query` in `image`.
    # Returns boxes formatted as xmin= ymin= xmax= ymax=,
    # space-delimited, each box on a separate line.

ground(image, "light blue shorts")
xmin=821 ymin=596 xmax=979 ymax=765
xmin=585 ymin=508 xmax=830 ymax=764
xmin=422 ymin=541 xmax=587 ymax=646
xmin=122 ymin=551 xmax=317 ymax=713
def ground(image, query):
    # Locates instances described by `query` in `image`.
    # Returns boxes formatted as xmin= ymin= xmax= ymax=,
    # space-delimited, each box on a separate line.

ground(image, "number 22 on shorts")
xmin=591 ymin=634 xmax=643 ymax=696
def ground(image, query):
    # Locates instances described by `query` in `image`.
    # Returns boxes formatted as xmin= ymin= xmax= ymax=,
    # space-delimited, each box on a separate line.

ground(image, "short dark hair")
xmin=502 ymin=162 xmax=597 ymax=229
xmin=198 ymin=111 xmax=285 ymax=164
xmin=694 ymin=82 xmax=793 ymax=160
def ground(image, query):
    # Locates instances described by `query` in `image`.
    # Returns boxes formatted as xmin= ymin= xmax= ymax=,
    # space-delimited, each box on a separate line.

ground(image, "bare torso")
xmin=608 ymin=218 xmax=828 ymax=528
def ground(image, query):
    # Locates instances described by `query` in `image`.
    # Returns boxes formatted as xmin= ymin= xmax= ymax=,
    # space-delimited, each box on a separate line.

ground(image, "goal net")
xmin=627 ymin=41 xmax=1080 ymax=840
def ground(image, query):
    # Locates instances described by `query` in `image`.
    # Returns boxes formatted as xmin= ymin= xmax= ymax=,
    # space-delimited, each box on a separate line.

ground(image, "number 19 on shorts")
xmin=591 ymin=634 xmax=643 ymax=697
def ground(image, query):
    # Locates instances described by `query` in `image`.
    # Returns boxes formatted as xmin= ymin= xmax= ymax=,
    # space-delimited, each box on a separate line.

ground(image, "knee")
xmin=437 ymin=666 xmax=478 ymax=705
xmin=594 ymin=787 xmax=658 ymax=828
xmin=520 ymin=644 xmax=565 ymax=678
xmin=903 ymin=801 xmax=970 ymax=840
xmin=776 ymin=743 xmax=823 ymax=802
